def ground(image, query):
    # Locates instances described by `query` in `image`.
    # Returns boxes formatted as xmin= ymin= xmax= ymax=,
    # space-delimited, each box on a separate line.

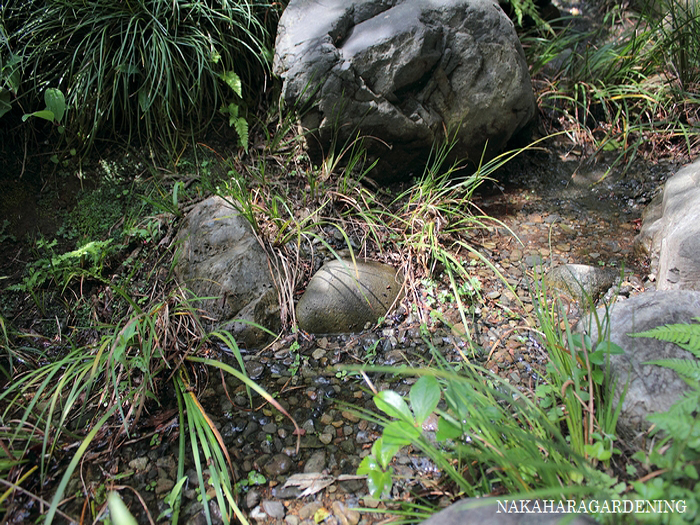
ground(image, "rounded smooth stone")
xmin=544 ymin=264 xmax=620 ymax=303
xmin=296 ymin=259 xmax=403 ymax=334
xmin=264 ymin=454 xmax=293 ymax=477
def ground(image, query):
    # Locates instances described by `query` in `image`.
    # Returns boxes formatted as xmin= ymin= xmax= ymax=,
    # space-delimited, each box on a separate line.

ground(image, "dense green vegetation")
xmin=1 ymin=0 xmax=699 ymax=523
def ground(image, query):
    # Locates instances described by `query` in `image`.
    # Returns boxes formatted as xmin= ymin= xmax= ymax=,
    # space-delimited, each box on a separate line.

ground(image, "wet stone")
xmin=245 ymin=360 xmax=265 ymax=380
xmin=332 ymin=501 xmax=361 ymax=525
xmin=319 ymin=433 xmax=333 ymax=445
xmin=155 ymin=478 xmax=174 ymax=495
xmin=246 ymin=489 xmax=261 ymax=509
xmin=129 ymin=457 xmax=149 ymax=471
xmin=340 ymin=440 xmax=355 ymax=453
xmin=299 ymin=502 xmax=323 ymax=520
xmin=264 ymin=454 xmax=293 ymax=477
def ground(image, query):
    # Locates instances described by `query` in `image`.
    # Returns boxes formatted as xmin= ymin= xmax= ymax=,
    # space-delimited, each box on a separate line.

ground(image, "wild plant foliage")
xmin=1 ymin=0 xmax=277 ymax=153
xmin=631 ymin=316 xmax=700 ymax=382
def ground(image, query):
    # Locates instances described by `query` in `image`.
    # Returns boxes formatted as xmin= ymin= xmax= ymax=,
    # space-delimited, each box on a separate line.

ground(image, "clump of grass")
xmin=525 ymin=1 xmax=700 ymax=173
xmin=2 ymin=0 xmax=279 ymax=154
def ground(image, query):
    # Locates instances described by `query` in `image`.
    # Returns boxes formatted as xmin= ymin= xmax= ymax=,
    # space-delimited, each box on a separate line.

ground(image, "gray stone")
xmin=274 ymin=0 xmax=535 ymax=183
xmin=174 ymin=196 xmax=280 ymax=348
xmin=262 ymin=500 xmax=286 ymax=519
xmin=419 ymin=498 xmax=597 ymax=524
xmin=580 ymin=290 xmax=700 ymax=440
xmin=264 ymin=453 xmax=294 ymax=477
xmin=304 ymin=450 xmax=327 ymax=473
xmin=544 ymin=264 xmax=621 ymax=303
xmin=636 ymin=158 xmax=700 ymax=290
xmin=296 ymin=259 xmax=402 ymax=334
xmin=246 ymin=488 xmax=261 ymax=509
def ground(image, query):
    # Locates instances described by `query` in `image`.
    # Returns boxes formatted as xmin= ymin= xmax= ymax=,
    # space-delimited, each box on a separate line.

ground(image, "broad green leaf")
xmin=375 ymin=390 xmax=413 ymax=423
xmin=383 ymin=420 xmax=419 ymax=444
xmin=683 ymin=464 xmax=698 ymax=480
xmin=591 ymin=369 xmax=604 ymax=385
xmin=372 ymin=435 xmax=405 ymax=469
xmin=44 ymin=88 xmax=65 ymax=122
xmin=585 ymin=441 xmax=611 ymax=461
xmin=22 ymin=109 xmax=55 ymax=123
xmin=367 ymin=467 xmax=393 ymax=499
xmin=436 ymin=416 xmax=462 ymax=441
xmin=357 ymin=454 xmax=379 ymax=476
xmin=588 ymin=350 xmax=603 ymax=366
xmin=409 ymin=376 xmax=440 ymax=426
xmin=596 ymin=341 xmax=625 ymax=355
xmin=220 ymin=71 xmax=242 ymax=97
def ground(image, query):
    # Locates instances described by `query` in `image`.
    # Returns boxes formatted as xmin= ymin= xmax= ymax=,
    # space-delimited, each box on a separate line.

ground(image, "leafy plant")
xmin=3 ymin=0 xmax=278 ymax=153
xmin=8 ymin=238 xmax=114 ymax=294
xmin=525 ymin=2 xmax=700 ymax=174
xmin=353 ymin=339 xmax=622 ymax=508
xmin=625 ymin=318 xmax=700 ymax=524
xmin=530 ymin=280 xmax=626 ymax=464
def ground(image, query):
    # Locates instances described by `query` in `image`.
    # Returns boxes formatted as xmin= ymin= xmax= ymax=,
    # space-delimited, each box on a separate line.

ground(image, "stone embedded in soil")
xmin=155 ymin=478 xmax=174 ymax=495
xmin=262 ymin=500 xmax=286 ymax=519
xmin=296 ymin=259 xmax=403 ymax=334
xmin=303 ymin=450 xmax=327 ymax=473
xmin=299 ymin=502 xmax=324 ymax=520
xmin=246 ymin=489 xmax=261 ymax=509
xmin=128 ymin=457 xmax=149 ymax=471
xmin=332 ymin=501 xmax=361 ymax=525
xmin=264 ymin=454 xmax=293 ymax=477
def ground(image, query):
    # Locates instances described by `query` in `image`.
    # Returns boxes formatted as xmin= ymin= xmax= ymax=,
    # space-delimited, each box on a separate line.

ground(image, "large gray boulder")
xmin=174 ymin=197 xmax=280 ymax=348
xmin=296 ymin=259 xmax=402 ymax=334
xmin=420 ymin=498 xmax=596 ymax=524
xmin=273 ymin=0 xmax=536 ymax=182
xmin=580 ymin=290 xmax=700 ymax=441
xmin=636 ymin=158 xmax=700 ymax=290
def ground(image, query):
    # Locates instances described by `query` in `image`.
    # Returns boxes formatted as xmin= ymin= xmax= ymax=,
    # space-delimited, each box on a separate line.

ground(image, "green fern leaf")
xmin=233 ymin=117 xmax=248 ymax=153
xmin=630 ymin=317 xmax=700 ymax=357
xmin=645 ymin=358 xmax=700 ymax=382
xmin=647 ymin=389 xmax=700 ymax=443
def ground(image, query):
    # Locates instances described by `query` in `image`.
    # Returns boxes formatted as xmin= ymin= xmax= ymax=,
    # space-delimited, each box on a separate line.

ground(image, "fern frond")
xmin=645 ymin=358 xmax=700 ymax=382
xmin=647 ymin=389 xmax=700 ymax=443
xmin=629 ymin=317 xmax=700 ymax=357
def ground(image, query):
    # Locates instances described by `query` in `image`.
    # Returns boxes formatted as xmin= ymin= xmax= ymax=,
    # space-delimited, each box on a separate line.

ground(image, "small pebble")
xmin=264 ymin=454 xmax=293 ymax=477
xmin=299 ymin=502 xmax=323 ymax=520
xmin=262 ymin=500 xmax=286 ymax=519
xmin=246 ymin=489 xmax=261 ymax=509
